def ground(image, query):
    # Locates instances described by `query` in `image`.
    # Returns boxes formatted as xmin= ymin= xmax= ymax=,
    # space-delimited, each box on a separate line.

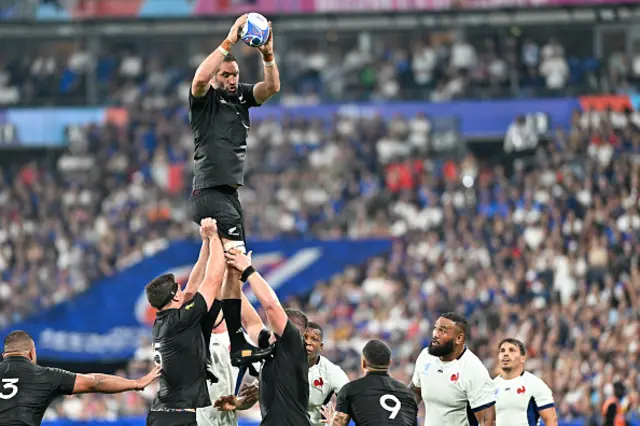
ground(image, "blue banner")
xmin=0 ymin=107 xmax=108 ymax=147
xmin=1 ymin=239 xmax=392 ymax=362
xmin=0 ymin=98 xmax=578 ymax=146
xmin=249 ymin=98 xmax=579 ymax=138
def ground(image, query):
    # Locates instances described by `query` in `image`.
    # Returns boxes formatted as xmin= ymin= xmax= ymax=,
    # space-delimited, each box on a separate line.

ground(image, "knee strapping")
xmin=223 ymin=240 xmax=246 ymax=254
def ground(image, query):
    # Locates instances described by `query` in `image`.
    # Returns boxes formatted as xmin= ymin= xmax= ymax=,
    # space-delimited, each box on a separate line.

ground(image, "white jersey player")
xmin=493 ymin=338 xmax=558 ymax=426
xmin=410 ymin=313 xmax=496 ymax=426
xmin=197 ymin=295 xmax=264 ymax=426
xmin=304 ymin=322 xmax=349 ymax=426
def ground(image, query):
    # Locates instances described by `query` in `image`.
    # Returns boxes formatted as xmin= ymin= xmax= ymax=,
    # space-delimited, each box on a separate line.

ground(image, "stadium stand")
xmin=2 ymin=1 xmax=640 ymax=426
xmin=0 ymin=27 xmax=610 ymax=107
xmin=2 ymin=104 xmax=638 ymax=424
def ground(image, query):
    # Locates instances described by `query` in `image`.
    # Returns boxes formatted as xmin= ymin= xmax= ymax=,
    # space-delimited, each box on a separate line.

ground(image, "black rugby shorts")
xmin=189 ymin=185 xmax=245 ymax=242
xmin=147 ymin=411 xmax=196 ymax=426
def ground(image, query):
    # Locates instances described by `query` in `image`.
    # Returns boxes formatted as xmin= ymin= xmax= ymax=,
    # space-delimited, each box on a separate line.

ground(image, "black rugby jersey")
xmin=0 ymin=356 xmax=76 ymax=426
xmin=151 ymin=293 xmax=211 ymax=410
xmin=189 ymin=84 xmax=260 ymax=190
xmin=336 ymin=371 xmax=418 ymax=426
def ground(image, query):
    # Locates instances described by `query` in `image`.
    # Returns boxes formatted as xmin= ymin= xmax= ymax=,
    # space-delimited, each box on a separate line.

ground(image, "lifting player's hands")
xmin=256 ymin=21 xmax=274 ymax=56
xmin=226 ymin=14 xmax=248 ymax=45
xmin=199 ymin=222 xmax=208 ymax=241
xmin=319 ymin=401 xmax=335 ymax=424
xmin=200 ymin=218 xmax=219 ymax=240
xmin=224 ymin=248 xmax=252 ymax=273
xmin=134 ymin=365 xmax=162 ymax=391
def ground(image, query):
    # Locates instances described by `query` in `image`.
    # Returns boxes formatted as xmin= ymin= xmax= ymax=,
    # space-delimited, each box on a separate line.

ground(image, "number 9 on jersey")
xmin=379 ymin=394 xmax=401 ymax=419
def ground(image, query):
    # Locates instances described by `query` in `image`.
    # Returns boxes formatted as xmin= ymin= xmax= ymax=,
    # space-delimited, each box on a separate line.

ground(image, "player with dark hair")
xmin=220 ymin=248 xmax=311 ymax=426
xmin=328 ymin=339 xmax=418 ymax=426
xmin=410 ymin=312 xmax=496 ymax=426
xmin=305 ymin=322 xmax=349 ymax=425
xmin=145 ymin=218 xmax=226 ymax=426
xmin=494 ymin=338 xmax=557 ymax=426
xmin=0 ymin=330 xmax=160 ymax=426
xmin=188 ymin=13 xmax=280 ymax=313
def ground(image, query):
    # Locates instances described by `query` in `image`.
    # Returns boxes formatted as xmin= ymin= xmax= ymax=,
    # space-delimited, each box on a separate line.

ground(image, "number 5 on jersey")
xmin=0 ymin=378 xmax=19 ymax=399
xmin=380 ymin=394 xmax=401 ymax=419
xmin=153 ymin=344 xmax=163 ymax=369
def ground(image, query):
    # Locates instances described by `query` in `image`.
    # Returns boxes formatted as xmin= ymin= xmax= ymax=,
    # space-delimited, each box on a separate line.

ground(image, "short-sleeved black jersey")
xmin=0 ymin=356 xmax=76 ymax=426
xmin=336 ymin=371 xmax=418 ymax=426
xmin=259 ymin=320 xmax=311 ymax=426
xmin=151 ymin=292 xmax=211 ymax=410
xmin=189 ymin=84 xmax=260 ymax=190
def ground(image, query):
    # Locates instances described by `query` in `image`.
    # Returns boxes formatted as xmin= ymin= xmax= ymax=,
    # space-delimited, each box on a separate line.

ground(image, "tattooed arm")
xmin=71 ymin=367 xmax=160 ymax=394
xmin=332 ymin=412 xmax=351 ymax=426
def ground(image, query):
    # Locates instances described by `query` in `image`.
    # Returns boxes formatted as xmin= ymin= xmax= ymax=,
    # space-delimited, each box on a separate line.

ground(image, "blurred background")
xmin=1 ymin=0 xmax=640 ymax=425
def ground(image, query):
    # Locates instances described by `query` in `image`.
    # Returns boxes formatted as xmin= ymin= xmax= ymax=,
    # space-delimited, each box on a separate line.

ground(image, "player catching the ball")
xmin=189 ymin=13 xmax=279 ymax=253
xmin=188 ymin=14 xmax=280 ymax=364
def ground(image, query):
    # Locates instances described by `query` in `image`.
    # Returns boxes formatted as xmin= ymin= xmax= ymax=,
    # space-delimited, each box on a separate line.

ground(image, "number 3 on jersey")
xmin=153 ymin=344 xmax=163 ymax=369
xmin=0 ymin=378 xmax=19 ymax=399
xmin=379 ymin=394 xmax=401 ymax=419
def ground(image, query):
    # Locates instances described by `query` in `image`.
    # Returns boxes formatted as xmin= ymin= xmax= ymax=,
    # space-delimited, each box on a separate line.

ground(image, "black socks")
xmin=222 ymin=298 xmax=248 ymax=352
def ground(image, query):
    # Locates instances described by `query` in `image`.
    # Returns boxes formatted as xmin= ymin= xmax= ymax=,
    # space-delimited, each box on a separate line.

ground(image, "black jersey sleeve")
xmin=237 ymin=83 xmax=261 ymax=107
xmin=335 ymin=383 xmax=351 ymax=417
xmin=277 ymin=320 xmax=305 ymax=353
xmin=45 ymin=367 xmax=77 ymax=396
xmin=189 ymin=86 xmax=215 ymax=112
xmin=176 ymin=292 xmax=208 ymax=328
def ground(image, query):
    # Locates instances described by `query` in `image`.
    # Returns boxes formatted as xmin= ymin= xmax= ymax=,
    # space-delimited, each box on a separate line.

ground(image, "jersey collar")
xmin=456 ymin=346 xmax=467 ymax=360
xmin=366 ymin=370 xmax=389 ymax=376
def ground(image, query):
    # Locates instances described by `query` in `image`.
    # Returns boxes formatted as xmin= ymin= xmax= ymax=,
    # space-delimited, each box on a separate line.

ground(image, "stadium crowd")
xmin=1 ymin=99 xmax=633 ymax=423
xmin=2 ymin=20 xmax=640 ymax=426
xmin=0 ymin=28 xmax=622 ymax=106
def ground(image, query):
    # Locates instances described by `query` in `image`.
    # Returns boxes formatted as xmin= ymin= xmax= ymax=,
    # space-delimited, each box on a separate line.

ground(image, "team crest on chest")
xmin=313 ymin=377 xmax=324 ymax=388
xmin=450 ymin=373 xmax=460 ymax=383
xmin=423 ymin=363 xmax=431 ymax=374
xmin=517 ymin=386 xmax=526 ymax=395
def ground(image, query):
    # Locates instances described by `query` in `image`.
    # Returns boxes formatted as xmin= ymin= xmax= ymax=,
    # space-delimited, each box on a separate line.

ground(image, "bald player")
xmin=410 ymin=312 xmax=496 ymax=426
xmin=0 ymin=330 xmax=160 ymax=426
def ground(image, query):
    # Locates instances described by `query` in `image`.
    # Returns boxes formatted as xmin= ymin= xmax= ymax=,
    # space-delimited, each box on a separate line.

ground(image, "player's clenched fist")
xmin=200 ymin=218 xmax=219 ymax=239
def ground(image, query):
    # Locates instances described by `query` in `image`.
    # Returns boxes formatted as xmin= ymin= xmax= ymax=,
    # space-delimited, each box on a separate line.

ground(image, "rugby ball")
xmin=240 ymin=13 xmax=270 ymax=48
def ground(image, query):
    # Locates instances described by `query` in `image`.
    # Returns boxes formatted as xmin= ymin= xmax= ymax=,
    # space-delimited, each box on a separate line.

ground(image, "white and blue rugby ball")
xmin=240 ymin=13 xmax=270 ymax=48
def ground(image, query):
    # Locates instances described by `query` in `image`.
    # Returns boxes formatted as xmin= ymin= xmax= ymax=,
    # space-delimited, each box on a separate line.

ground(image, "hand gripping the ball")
xmin=226 ymin=14 xmax=248 ymax=46
xmin=256 ymin=21 xmax=274 ymax=56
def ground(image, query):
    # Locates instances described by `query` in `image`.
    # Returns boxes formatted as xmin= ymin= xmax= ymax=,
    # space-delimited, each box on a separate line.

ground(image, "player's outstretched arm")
xmin=183 ymin=224 xmax=210 ymax=301
xmin=225 ymin=249 xmax=288 ymax=336
xmin=241 ymin=291 xmax=266 ymax=345
xmin=72 ymin=366 xmax=161 ymax=395
xmin=197 ymin=218 xmax=226 ymax=310
xmin=473 ymin=404 xmax=495 ymax=426
xmin=252 ymin=21 xmax=280 ymax=104
xmin=192 ymin=14 xmax=247 ymax=97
